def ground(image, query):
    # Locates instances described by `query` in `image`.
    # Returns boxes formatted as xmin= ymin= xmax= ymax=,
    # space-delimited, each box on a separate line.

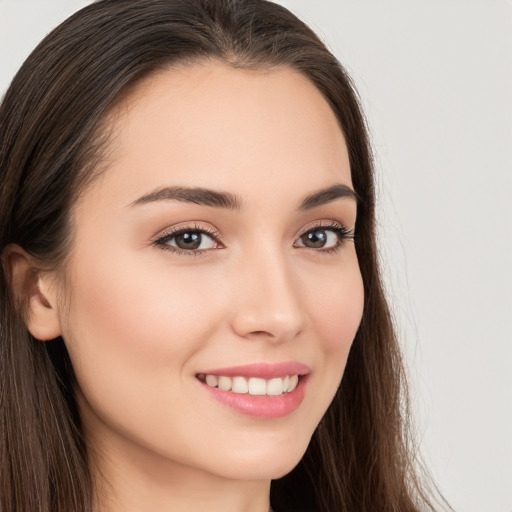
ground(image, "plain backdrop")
xmin=1 ymin=1 xmax=511 ymax=511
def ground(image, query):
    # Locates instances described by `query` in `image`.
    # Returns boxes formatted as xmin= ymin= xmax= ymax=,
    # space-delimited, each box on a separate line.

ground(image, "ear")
xmin=3 ymin=245 xmax=62 ymax=341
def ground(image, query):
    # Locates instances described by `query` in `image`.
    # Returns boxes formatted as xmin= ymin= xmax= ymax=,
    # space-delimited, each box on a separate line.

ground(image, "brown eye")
xmin=300 ymin=229 xmax=329 ymax=248
xmin=175 ymin=232 xmax=203 ymax=250
xmin=294 ymin=225 xmax=349 ymax=251
xmin=156 ymin=229 xmax=218 ymax=252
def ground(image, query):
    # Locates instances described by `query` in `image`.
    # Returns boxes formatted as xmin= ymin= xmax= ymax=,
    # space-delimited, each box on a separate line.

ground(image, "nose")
xmin=229 ymin=246 xmax=306 ymax=343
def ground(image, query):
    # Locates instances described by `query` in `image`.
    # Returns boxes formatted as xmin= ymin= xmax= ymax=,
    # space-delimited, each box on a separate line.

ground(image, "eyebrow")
xmin=128 ymin=186 xmax=242 ymax=209
xmin=298 ymin=183 xmax=359 ymax=210
xmin=128 ymin=183 xmax=358 ymax=210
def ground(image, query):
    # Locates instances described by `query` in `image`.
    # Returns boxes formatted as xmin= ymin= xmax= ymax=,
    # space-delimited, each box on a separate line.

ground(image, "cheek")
xmin=61 ymin=254 xmax=224 ymax=400
xmin=60 ymin=254 xmax=233 ymax=460
xmin=301 ymin=251 xmax=364 ymax=415
xmin=289 ymin=252 xmax=363 ymax=444
xmin=305 ymin=255 xmax=364 ymax=356
xmin=71 ymin=256 xmax=213 ymax=339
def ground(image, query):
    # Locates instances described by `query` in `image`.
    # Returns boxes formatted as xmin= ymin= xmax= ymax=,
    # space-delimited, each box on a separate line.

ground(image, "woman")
xmin=0 ymin=1 xmax=441 ymax=511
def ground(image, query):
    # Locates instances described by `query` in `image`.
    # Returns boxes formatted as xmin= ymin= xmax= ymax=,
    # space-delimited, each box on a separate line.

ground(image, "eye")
xmin=294 ymin=223 xmax=354 ymax=252
xmin=168 ymin=231 xmax=216 ymax=250
xmin=153 ymin=225 xmax=221 ymax=255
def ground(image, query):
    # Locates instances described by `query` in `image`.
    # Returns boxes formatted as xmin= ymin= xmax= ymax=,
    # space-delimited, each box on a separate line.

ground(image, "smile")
xmin=197 ymin=373 xmax=300 ymax=396
xmin=195 ymin=362 xmax=310 ymax=418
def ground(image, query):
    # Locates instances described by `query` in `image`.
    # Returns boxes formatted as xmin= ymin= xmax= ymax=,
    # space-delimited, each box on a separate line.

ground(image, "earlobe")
xmin=4 ymin=245 xmax=62 ymax=341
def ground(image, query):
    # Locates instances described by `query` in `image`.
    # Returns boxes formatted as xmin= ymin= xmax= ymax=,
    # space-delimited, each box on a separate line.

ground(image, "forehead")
xmin=82 ymin=61 xmax=351 ymax=209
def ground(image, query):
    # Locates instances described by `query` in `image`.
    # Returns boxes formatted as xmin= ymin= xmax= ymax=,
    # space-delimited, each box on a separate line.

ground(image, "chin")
xmin=221 ymin=461 xmax=301 ymax=482
xmin=213 ymin=438 xmax=311 ymax=481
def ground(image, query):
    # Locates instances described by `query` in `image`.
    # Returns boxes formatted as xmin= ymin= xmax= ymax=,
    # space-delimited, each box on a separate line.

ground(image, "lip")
xmin=198 ymin=375 xmax=309 ymax=419
xmin=197 ymin=361 xmax=311 ymax=379
xmin=196 ymin=362 xmax=311 ymax=419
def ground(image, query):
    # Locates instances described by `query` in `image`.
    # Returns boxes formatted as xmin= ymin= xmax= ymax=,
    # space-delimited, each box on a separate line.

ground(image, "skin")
xmin=19 ymin=62 xmax=364 ymax=512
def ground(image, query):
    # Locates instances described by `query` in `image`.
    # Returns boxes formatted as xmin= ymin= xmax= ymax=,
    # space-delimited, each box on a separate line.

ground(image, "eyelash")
xmin=300 ymin=221 xmax=355 ymax=255
xmin=152 ymin=221 xmax=355 ymax=257
xmin=152 ymin=223 xmax=222 ymax=257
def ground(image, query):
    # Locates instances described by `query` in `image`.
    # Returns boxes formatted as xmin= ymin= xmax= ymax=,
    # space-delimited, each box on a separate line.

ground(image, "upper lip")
xmin=197 ymin=362 xmax=311 ymax=379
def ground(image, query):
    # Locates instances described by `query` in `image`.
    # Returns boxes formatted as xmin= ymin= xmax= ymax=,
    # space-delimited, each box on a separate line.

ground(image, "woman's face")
xmin=56 ymin=62 xmax=364 ymax=483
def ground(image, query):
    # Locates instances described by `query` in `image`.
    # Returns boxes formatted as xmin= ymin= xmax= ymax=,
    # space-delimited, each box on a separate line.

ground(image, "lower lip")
xmin=198 ymin=376 xmax=308 ymax=419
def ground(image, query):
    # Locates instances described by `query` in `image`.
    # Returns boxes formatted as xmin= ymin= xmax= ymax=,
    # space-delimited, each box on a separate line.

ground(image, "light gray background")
xmin=1 ymin=1 xmax=511 ymax=511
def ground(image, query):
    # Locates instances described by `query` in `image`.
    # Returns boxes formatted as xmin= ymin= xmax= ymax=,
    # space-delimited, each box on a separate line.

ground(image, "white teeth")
xmin=205 ymin=374 xmax=218 ymax=387
xmin=288 ymin=375 xmax=299 ymax=392
xmin=266 ymin=377 xmax=284 ymax=396
xmin=248 ymin=377 xmax=267 ymax=395
xmin=232 ymin=376 xmax=249 ymax=394
xmin=217 ymin=376 xmax=232 ymax=391
xmin=202 ymin=374 xmax=301 ymax=395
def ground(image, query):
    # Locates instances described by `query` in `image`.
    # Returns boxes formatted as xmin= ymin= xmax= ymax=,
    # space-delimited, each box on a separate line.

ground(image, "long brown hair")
xmin=0 ymin=1 xmax=440 ymax=511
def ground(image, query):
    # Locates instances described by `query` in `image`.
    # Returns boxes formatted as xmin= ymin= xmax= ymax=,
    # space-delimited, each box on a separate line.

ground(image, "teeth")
xmin=232 ymin=376 xmax=249 ymax=394
xmin=217 ymin=376 xmax=232 ymax=391
xmin=205 ymin=374 xmax=218 ymax=387
xmin=288 ymin=375 xmax=299 ymax=392
xmin=201 ymin=374 xmax=300 ymax=395
xmin=266 ymin=377 xmax=284 ymax=396
xmin=248 ymin=377 xmax=267 ymax=395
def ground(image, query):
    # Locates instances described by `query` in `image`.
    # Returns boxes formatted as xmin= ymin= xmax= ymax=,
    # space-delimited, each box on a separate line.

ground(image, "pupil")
xmin=177 ymin=232 xmax=201 ymax=250
xmin=304 ymin=230 xmax=326 ymax=248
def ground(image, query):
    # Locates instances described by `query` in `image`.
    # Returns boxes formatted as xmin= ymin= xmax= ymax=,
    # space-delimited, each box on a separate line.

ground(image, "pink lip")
xmin=198 ymin=361 xmax=311 ymax=379
xmin=198 ymin=375 xmax=309 ymax=419
xmin=196 ymin=362 xmax=311 ymax=419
